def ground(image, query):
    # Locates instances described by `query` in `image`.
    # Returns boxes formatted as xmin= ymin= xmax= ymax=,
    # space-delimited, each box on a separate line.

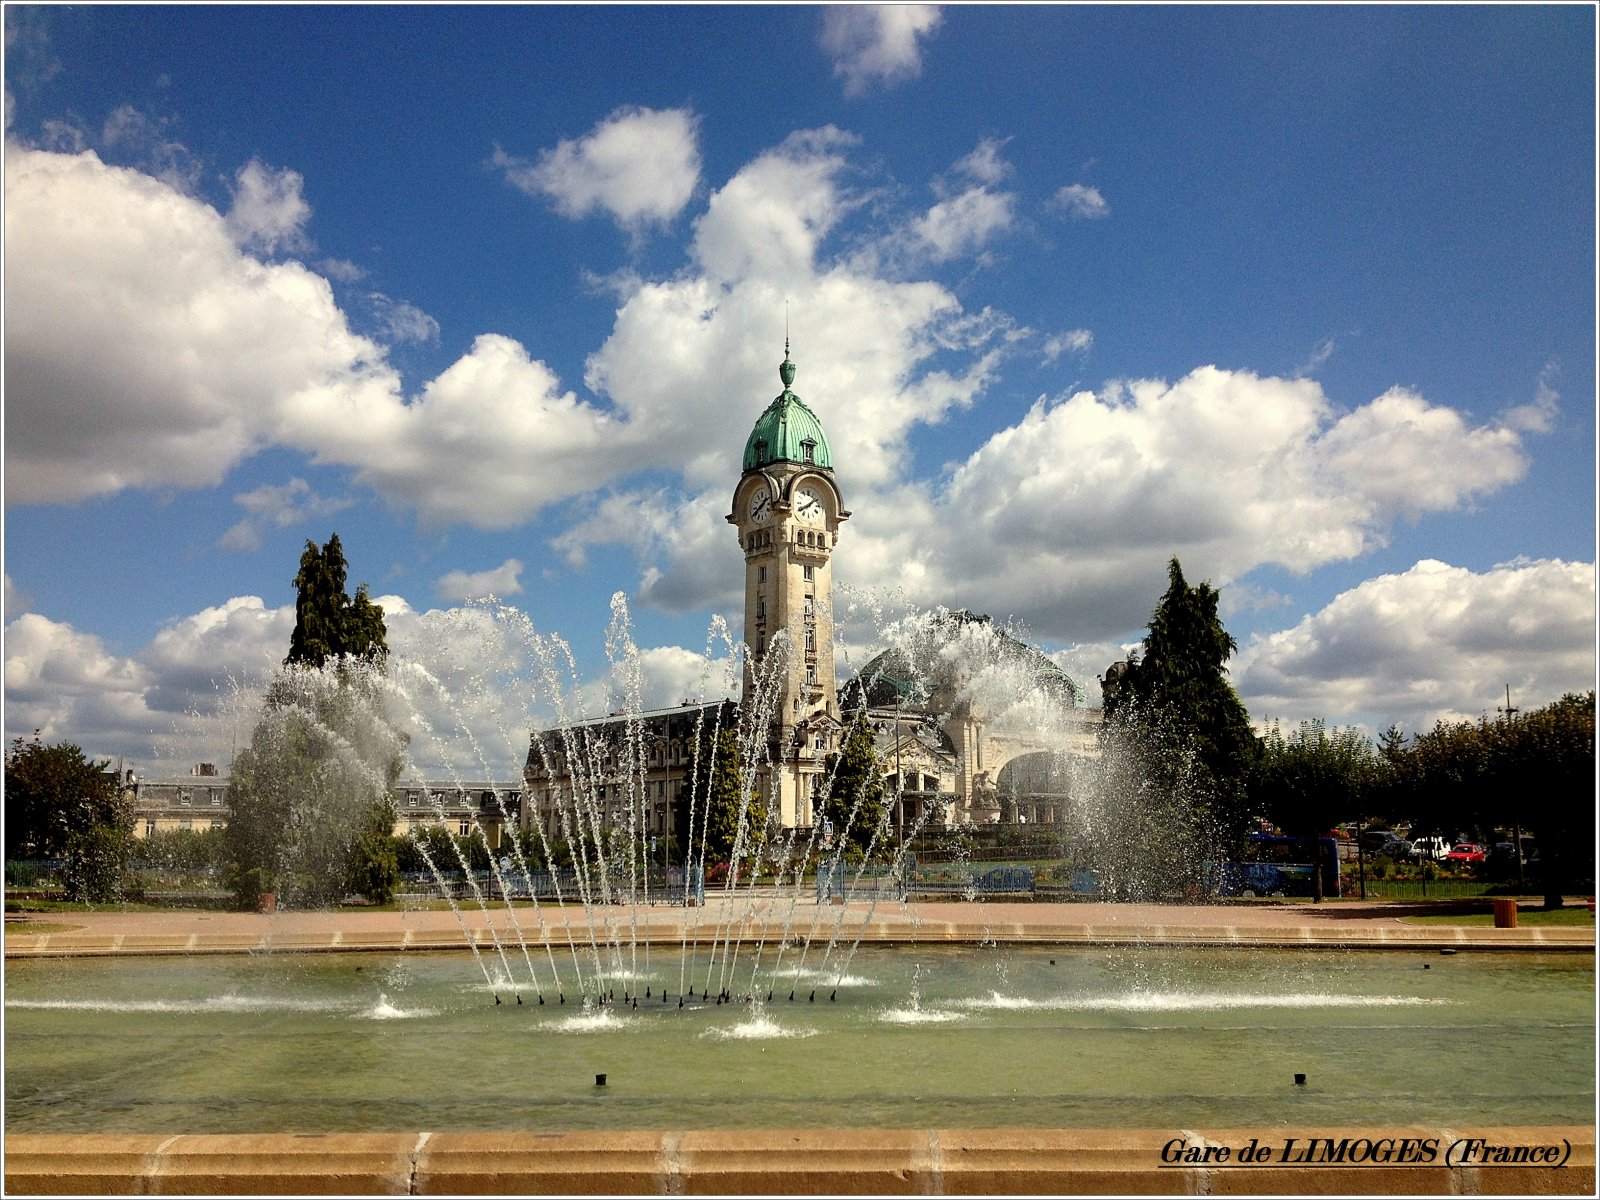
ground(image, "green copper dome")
xmin=742 ymin=345 xmax=833 ymax=471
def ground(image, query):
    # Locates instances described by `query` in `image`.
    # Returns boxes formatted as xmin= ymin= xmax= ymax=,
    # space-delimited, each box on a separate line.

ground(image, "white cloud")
xmin=820 ymin=5 xmax=943 ymax=97
xmin=953 ymin=137 xmax=1013 ymax=187
xmin=1235 ymin=557 xmax=1596 ymax=731
xmin=1503 ymin=360 xmax=1561 ymax=434
xmin=4 ymin=573 xmax=30 ymax=621
xmin=436 ymin=559 xmax=525 ymax=603
xmin=1318 ymin=386 xmax=1525 ymax=520
xmin=368 ymin=293 xmax=440 ymax=345
xmin=1041 ymin=328 xmax=1093 ymax=362
xmin=910 ymin=185 xmax=1016 ymax=262
xmin=819 ymin=367 xmax=1534 ymax=643
xmin=99 ymin=104 xmax=201 ymax=192
xmin=225 ymin=157 xmax=311 ymax=253
xmin=689 ymin=127 xmax=860 ymax=285
xmin=4 ymin=612 xmax=162 ymax=762
xmin=218 ymin=478 xmax=353 ymax=552
xmin=1294 ymin=337 xmax=1336 ymax=378
xmin=496 ymin=106 xmax=700 ymax=233
xmin=3 ymin=143 xmax=398 ymax=504
xmin=1052 ymin=183 xmax=1110 ymax=219
xmin=318 ymin=257 xmax=367 ymax=283
xmin=347 ymin=333 xmax=622 ymax=529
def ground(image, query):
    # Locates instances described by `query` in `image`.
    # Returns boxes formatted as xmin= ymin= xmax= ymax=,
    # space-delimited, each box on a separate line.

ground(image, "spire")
xmin=779 ymin=336 xmax=796 ymax=390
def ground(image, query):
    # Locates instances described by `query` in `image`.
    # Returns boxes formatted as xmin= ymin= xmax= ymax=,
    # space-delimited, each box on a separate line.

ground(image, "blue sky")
xmin=4 ymin=4 xmax=1595 ymax=777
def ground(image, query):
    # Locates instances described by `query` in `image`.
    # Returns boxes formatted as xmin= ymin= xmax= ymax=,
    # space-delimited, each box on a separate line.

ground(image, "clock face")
xmin=747 ymin=487 xmax=773 ymax=525
xmin=795 ymin=486 xmax=825 ymax=524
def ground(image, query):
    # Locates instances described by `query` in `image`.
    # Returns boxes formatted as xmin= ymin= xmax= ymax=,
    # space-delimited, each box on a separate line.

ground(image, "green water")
xmin=4 ymin=946 xmax=1591 ymax=1133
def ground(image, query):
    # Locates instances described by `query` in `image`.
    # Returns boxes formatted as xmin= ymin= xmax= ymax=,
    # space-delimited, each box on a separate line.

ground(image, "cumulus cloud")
xmin=495 ymin=106 xmax=701 ymax=233
xmin=815 ymin=367 xmax=1536 ymax=643
xmin=1235 ymin=557 xmax=1596 ymax=732
xmin=1051 ymin=183 xmax=1110 ymax=219
xmin=348 ymin=333 xmax=622 ymax=529
xmin=3 ymin=132 xmax=1004 ymax=535
xmin=436 ymin=559 xmax=525 ymax=603
xmin=3 ymin=612 xmax=158 ymax=755
xmin=820 ymin=5 xmax=943 ymax=97
xmin=225 ymin=157 xmax=311 ymax=253
xmin=218 ymin=478 xmax=353 ymax=553
xmin=3 ymin=143 xmax=398 ymax=504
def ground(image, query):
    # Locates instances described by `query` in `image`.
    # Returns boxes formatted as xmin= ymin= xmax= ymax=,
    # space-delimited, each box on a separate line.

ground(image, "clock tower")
xmin=728 ymin=342 xmax=848 ymax=829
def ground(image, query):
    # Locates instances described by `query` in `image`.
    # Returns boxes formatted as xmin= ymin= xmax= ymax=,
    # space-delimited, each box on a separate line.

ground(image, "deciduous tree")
xmin=4 ymin=734 xmax=133 ymax=901
xmin=1250 ymin=719 xmax=1374 ymax=900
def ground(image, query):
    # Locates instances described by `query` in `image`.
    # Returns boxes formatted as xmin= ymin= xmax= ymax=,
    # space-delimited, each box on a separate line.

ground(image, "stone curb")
xmin=5 ymin=1126 xmax=1592 ymax=1195
xmin=6 ymin=921 xmax=1593 ymax=958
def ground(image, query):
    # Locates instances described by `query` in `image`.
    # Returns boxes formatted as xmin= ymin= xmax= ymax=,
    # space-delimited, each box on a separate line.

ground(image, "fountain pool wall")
xmin=5 ymin=918 xmax=1594 ymax=1195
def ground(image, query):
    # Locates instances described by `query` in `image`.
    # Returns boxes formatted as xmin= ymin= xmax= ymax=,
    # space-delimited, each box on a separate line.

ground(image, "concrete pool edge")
xmin=5 ymin=1126 xmax=1593 ymax=1195
xmin=6 ymin=916 xmax=1595 ymax=958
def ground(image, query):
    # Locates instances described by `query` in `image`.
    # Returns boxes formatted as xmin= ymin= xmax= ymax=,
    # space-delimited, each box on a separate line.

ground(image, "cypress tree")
xmin=821 ymin=719 xmax=888 ymax=856
xmin=285 ymin=534 xmax=388 ymax=668
xmin=1104 ymin=557 xmax=1257 ymax=850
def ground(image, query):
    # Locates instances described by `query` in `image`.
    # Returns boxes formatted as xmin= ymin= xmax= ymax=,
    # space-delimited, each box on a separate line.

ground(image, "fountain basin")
xmin=6 ymin=944 xmax=1592 ymax=1135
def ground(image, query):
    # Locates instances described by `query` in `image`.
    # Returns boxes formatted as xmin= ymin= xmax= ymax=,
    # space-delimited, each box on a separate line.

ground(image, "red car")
xmin=1445 ymin=842 xmax=1487 ymax=864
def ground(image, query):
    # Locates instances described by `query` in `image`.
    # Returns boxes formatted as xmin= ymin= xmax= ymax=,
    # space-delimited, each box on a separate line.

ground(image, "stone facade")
xmin=130 ymin=768 xmax=524 ymax=847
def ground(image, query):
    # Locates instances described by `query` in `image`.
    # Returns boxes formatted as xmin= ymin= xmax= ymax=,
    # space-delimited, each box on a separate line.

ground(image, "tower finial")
xmin=779 ymin=311 xmax=796 ymax=389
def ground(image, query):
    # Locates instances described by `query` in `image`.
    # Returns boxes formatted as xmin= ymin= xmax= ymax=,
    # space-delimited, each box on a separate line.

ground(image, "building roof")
xmin=742 ymin=344 xmax=833 ymax=471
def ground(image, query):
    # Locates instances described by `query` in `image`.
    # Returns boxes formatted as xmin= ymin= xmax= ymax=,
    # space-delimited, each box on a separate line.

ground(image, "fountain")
xmin=4 ymin=599 xmax=1595 ymax=1193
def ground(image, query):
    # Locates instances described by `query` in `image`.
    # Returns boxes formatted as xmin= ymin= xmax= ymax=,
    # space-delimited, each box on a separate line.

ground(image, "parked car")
xmin=1410 ymin=836 xmax=1452 ymax=862
xmin=1370 ymin=835 xmax=1412 ymax=861
xmin=1358 ymin=829 xmax=1398 ymax=854
xmin=1446 ymin=842 xmax=1488 ymax=864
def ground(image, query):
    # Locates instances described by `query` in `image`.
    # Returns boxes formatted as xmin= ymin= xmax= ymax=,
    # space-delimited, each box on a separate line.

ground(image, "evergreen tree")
xmin=224 ymin=666 xmax=405 ymax=908
xmin=286 ymin=534 xmax=387 ymax=668
xmin=227 ymin=534 xmax=401 ymax=909
xmin=696 ymin=727 xmax=764 ymax=870
xmin=821 ymin=718 xmax=888 ymax=856
xmin=1103 ymin=558 xmax=1258 ymax=851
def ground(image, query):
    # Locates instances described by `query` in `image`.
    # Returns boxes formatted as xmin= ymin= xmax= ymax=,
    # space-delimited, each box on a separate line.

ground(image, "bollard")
xmin=1493 ymin=896 xmax=1519 ymax=928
